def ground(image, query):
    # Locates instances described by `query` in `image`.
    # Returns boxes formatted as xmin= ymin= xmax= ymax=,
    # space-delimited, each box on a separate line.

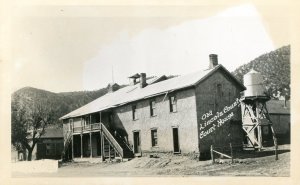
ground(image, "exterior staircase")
xmin=101 ymin=123 xmax=134 ymax=160
xmin=61 ymin=123 xmax=134 ymax=161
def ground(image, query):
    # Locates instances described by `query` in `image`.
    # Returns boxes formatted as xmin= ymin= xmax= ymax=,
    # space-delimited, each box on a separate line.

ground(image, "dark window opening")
xmin=169 ymin=95 xmax=177 ymax=112
xmin=150 ymin=100 xmax=156 ymax=116
xmin=151 ymin=129 xmax=158 ymax=147
xmin=132 ymin=105 xmax=137 ymax=120
xmin=69 ymin=119 xmax=73 ymax=131
xmin=217 ymin=84 xmax=222 ymax=97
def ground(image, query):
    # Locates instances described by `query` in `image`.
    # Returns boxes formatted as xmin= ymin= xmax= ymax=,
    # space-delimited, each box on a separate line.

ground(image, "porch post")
xmin=108 ymin=144 xmax=111 ymax=161
xmin=101 ymin=133 xmax=104 ymax=161
xmin=100 ymin=112 xmax=102 ymax=124
xmin=90 ymin=114 xmax=92 ymax=126
xmin=80 ymin=134 xmax=83 ymax=158
xmin=90 ymin=132 xmax=93 ymax=158
xmin=71 ymin=135 xmax=74 ymax=160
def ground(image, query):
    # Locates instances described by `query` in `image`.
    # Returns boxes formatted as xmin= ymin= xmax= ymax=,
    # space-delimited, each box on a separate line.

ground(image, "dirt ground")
xmin=12 ymin=144 xmax=290 ymax=177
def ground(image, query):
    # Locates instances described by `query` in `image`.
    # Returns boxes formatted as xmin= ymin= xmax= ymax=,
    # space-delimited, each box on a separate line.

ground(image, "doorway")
xmin=172 ymin=127 xmax=180 ymax=153
xmin=133 ymin=131 xmax=141 ymax=154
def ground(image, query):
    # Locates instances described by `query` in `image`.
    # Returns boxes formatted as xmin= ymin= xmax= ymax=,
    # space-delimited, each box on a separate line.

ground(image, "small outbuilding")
xmin=267 ymin=99 xmax=290 ymax=143
xmin=35 ymin=127 xmax=64 ymax=160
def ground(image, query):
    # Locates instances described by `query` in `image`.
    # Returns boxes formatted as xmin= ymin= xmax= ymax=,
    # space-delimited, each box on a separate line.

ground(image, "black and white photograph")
xmin=1 ymin=0 xmax=299 ymax=184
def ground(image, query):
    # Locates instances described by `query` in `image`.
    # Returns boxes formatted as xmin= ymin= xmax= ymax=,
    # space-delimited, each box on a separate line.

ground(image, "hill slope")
xmin=12 ymin=86 xmax=111 ymax=124
xmin=232 ymin=45 xmax=290 ymax=99
xmin=12 ymin=45 xmax=290 ymax=125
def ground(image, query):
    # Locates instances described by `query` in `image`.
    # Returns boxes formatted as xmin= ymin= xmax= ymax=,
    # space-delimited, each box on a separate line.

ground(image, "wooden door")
xmin=172 ymin=127 xmax=180 ymax=153
xmin=133 ymin=131 xmax=140 ymax=153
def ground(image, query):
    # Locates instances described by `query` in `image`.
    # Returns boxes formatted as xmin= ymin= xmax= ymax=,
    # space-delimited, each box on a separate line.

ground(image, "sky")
xmin=10 ymin=2 xmax=290 ymax=93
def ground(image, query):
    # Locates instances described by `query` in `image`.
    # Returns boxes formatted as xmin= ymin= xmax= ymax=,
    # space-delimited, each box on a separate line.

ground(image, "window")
xmin=169 ymin=95 xmax=177 ymax=112
xmin=151 ymin=129 xmax=158 ymax=147
xmin=46 ymin=143 xmax=55 ymax=156
xmin=150 ymin=100 xmax=156 ymax=116
xmin=69 ymin=119 xmax=73 ymax=131
xmin=217 ymin=84 xmax=222 ymax=97
xmin=85 ymin=116 xmax=91 ymax=126
xmin=132 ymin=105 xmax=137 ymax=120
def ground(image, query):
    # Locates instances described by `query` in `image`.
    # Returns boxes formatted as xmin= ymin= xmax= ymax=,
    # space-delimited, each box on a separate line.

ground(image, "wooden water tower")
xmin=241 ymin=69 xmax=278 ymax=158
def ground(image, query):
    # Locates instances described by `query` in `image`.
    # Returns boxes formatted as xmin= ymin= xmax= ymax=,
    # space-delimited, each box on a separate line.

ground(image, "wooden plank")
xmin=230 ymin=143 xmax=233 ymax=163
xmin=242 ymin=127 xmax=259 ymax=145
xmin=101 ymin=133 xmax=104 ymax=161
xmin=109 ymin=143 xmax=111 ymax=161
xmin=71 ymin=135 xmax=74 ymax=160
xmin=212 ymin=150 xmax=232 ymax=159
xmin=256 ymin=105 xmax=263 ymax=150
xmin=80 ymin=134 xmax=83 ymax=158
xmin=210 ymin=145 xmax=214 ymax=164
xmin=270 ymin=125 xmax=279 ymax=160
xmin=90 ymin=132 xmax=92 ymax=158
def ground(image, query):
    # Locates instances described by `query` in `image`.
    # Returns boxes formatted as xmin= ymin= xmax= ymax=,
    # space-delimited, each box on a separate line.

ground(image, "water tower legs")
xmin=241 ymin=97 xmax=278 ymax=159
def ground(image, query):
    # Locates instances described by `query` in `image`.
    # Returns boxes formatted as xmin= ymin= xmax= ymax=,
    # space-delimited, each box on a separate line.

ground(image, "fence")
xmin=210 ymin=143 xmax=234 ymax=164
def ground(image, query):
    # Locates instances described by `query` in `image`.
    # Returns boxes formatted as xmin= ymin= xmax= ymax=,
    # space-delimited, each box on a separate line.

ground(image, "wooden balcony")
xmin=72 ymin=123 xmax=101 ymax=134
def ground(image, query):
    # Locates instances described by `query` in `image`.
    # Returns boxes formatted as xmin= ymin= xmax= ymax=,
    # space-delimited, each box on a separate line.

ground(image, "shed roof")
xmin=40 ymin=128 xmax=63 ymax=138
xmin=266 ymin=100 xmax=290 ymax=114
xmin=60 ymin=65 xmax=245 ymax=120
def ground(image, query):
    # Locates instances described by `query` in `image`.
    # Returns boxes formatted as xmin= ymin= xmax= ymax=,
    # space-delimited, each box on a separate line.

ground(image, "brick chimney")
xmin=140 ymin=73 xmax=147 ymax=88
xmin=209 ymin=54 xmax=218 ymax=69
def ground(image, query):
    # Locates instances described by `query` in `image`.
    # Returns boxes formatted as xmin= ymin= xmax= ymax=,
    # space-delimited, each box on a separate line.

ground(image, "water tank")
xmin=243 ymin=69 xmax=266 ymax=97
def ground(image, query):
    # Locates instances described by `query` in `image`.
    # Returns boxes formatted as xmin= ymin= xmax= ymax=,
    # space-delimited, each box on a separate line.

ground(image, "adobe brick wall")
xmin=113 ymin=88 xmax=199 ymax=154
xmin=195 ymin=70 xmax=244 ymax=153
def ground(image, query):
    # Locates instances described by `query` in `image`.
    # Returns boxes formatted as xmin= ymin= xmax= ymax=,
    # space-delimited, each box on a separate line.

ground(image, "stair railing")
xmin=100 ymin=123 xmax=124 ymax=158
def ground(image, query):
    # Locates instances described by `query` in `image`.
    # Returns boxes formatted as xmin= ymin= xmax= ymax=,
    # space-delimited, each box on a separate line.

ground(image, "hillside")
xmin=12 ymin=86 xmax=112 ymax=125
xmin=12 ymin=45 xmax=290 ymax=125
xmin=232 ymin=45 xmax=290 ymax=99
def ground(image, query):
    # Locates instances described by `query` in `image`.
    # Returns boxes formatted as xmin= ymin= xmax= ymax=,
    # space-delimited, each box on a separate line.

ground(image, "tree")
xmin=11 ymin=94 xmax=55 ymax=161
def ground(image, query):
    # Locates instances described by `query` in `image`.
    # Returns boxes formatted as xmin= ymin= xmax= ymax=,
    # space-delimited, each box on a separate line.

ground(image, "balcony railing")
xmin=72 ymin=123 xmax=101 ymax=133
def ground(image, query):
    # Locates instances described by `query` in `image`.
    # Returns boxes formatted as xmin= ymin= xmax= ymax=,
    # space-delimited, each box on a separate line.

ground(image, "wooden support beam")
xmin=71 ymin=135 xmax=74 ymax=160
xmin=80 ymin=134 xmax=83 ymax=158
xmin=213 ymin=150 xmax=232 ymax=159
xmin=256 ymin=105 xmax=263 ymax=150
xmin=90 ymin=132 xmax=93 ymax=158
xmin=210 ymin=145 xmax=214 ymax=164
xmin=101 ymin=133 xmax=104 ymax=161
xmin=230 ymin=143 xmax=233 ymax=163
xmin=242 ymin=127 xmax=259 ymax=146
xmin=99 ymin=130 xmax=101 ymax=157
xmin=270 ymin=125 xmax=279 ymax=160
xmin=109 ymin=143 xmax=111 ymax=161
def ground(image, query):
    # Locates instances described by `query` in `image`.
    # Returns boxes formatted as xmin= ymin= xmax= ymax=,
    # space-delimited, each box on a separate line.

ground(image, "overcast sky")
xmin=11 ymin=2 xmax=290 ymax=93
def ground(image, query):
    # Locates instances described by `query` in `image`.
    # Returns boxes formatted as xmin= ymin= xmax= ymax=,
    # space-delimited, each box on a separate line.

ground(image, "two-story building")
xmin=60 ymin=54 xmax=246 ymax=161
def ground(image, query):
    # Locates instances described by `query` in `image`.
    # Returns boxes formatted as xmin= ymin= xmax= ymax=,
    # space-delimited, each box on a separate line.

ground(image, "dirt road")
xmin=12 ymin=144 xmax=290 ymax=177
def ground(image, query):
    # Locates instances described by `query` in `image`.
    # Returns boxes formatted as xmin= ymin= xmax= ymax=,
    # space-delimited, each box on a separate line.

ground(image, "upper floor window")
xmin=132 ymin=105 xmax=137 ymax=120
xmin=169 ymin=95 xmax=177 ymax=112
xmin=85 ymin=116 xmax=91 ymax=125
xmin=217 ymin=84 xmax=223 ymax=97
xmin=150 ymin=100 xmax=156 ymax=116
xmin=151 ymin=129 xmax=158 ymax=147
xmin=69 ymin=119 xmax=73 ymax=131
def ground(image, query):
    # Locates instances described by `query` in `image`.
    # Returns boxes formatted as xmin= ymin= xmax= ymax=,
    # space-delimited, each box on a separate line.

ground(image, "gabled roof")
xmin=40 ymin=128 xmax=63 ymax=139
xmin=267 ymin=100 xmax=290 ymax=114
xmin=60 ymin=65 xmax=246 ymax=120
